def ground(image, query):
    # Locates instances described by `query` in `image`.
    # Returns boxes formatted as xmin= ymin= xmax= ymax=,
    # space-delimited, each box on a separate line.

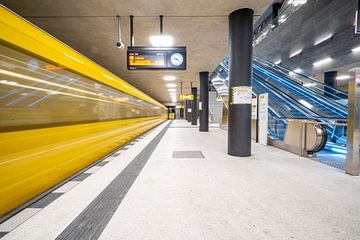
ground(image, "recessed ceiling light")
xmin=314 ymin=34 xmax=332 ymax=46
xmin=163 ymin=75 xmax=176 ymax=81
xmin=303 ymin=83 xmax=316 ymax=87
xmin=166 ymin=83 xmax=177 ymax=88
xmin=289 ymin=49 xmax=302 ymax=58
xmin=293 ymin=68 xmax=302 ymax=73
xmin=352 ymin=46 xmax=360 ymax=53
xmin=336 ymin=75 xmax=351 ymax=80
xmin=149 ymin=35 xmax=174 ymax=47
xmin=168 ymin=88 xmax=177 ymax=92
xmin=274 ymin=59 xmax=281 ymax=65
xmin=313 ymin=57 xmax=332 ymax=67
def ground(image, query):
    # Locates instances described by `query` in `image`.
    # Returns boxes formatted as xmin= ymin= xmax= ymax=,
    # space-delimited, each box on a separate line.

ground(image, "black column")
xmin=185 ymin=100 xmax=188 ymax=120
xmin=180 ymin=107 xmax=184 ymax=118
xmin=199 ymin=72 xmax=209 ymax=131
xmin=228 ymin=8 xmax=253 ymax=157
xmin=191 ymin=87 xmax=198 ymax=125
xmin=187 ymin=100 xmax=192 ymax=123
xmin=324 ymin=71 xmax=337 ymax=98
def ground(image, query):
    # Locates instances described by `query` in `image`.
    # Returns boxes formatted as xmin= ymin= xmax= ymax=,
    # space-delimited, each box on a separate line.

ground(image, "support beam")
xmin=228 ymin=8 xmax=254 ymax=157
xmin=191 ymin=87 xmax=198 ymax=125
xmin=185 ymin=100 xmax=188 ymax=121
xmin=187 ymin=100 xmax=191 ymax=123
xmin=199 ymin=72 xmax=209 ymax=132
xmin=346 ymin=68 xmax=360 ymax=176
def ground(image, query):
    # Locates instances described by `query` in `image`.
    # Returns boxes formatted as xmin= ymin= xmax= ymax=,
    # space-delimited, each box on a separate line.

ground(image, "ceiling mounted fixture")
xmin=150 ymin=15 xmax=174 ymax=47
xmin=336 ymin=75 xmax=351 ymax=80
xmin=289 ymin=49 xmax=302 ymax=58
xmin=166 ymin=83 xmax=177 ymax=88
xmin=168 ymin=88 xmax=177 ymax=92
xmin=116 ymin=15 xmax=125 ymax=49
xmin=274 ymin=59 xmax=281 ymax=65
xmin=303 ymin=83 xmax=316 ymax=87
xmin=352 ymin=46 xmax=360 ymax=53
xmin=289 ymin=0 xmax=307 ymax=6
xmin=293 ymin=68 xmax=302 ymax=73
xmin=314 ymin=34 xmax=333 ymax=46
xmin=163 ymin=75 xmax=176 ymax=81
xmin=313 ymin=57 xmax=332 ymax=67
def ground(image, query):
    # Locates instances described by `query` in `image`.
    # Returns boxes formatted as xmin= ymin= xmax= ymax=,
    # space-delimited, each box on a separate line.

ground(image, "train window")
xmin=0 ymin=44 xmax=164 ymax=131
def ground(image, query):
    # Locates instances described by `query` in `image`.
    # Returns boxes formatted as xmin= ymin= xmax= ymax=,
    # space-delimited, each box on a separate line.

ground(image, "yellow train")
xmin=0 ymin=6 xmax=167 ymax=216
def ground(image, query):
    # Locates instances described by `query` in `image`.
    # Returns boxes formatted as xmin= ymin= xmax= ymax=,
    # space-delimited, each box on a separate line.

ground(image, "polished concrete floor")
xmin=1 ymin=120 xmax=360 ymax=240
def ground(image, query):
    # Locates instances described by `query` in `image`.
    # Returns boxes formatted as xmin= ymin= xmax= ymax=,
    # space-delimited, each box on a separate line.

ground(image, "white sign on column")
xmin=258 ymin=93 xmax=268 ymax=145
xmin=252 ymin=97 xmax=257 ymax=120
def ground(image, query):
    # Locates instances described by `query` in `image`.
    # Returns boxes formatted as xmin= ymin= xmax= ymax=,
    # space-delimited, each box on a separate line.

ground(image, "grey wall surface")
xmin=254 ymin=0 xmax=360 ymax=81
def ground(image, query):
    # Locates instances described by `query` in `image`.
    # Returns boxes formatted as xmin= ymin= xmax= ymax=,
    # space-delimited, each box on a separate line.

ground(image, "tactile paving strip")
xmin=55 ymin=122 xmax=171 ymax=240
xmin=0 ymin=131 xmax=147 ymax=239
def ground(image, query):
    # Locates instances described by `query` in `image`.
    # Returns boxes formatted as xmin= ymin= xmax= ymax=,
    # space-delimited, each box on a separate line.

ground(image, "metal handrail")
xmin=253 ymin=57 xmax=348 ymax=98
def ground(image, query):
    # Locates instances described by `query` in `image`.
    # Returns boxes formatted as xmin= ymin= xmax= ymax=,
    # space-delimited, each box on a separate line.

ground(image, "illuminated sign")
xmin=127 ymin=46 xmax=186 ymax=70
xmin=180 ymin=94 xmax=193 ymax=101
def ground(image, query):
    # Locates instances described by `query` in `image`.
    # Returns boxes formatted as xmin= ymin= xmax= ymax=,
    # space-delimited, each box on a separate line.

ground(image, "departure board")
xmin=127 ymin=47 xmax=186 ymax=70
xmin=128 ymin=52 xmax=165 ymax=68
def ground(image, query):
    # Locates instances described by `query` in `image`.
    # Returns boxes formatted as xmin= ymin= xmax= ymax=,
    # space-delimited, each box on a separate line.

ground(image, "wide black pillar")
xmin=180 ymin=106 xmax=184 ymax=118
xmin=191 ymin=87 xmax=198 ymax=125
xmin=228 ymin=8 xmax=253 ymax=157
xmin=324 ymin=71 xmax=337 ymax=98
xmin=187 ymin=100 xmax=192 ymax=122
xmin=199 ymin=72 xmax=209 ymax=131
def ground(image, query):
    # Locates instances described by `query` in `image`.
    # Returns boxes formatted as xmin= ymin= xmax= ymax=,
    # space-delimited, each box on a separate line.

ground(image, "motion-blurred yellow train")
xmin=0 ymin=6 xmax=167 ymax=217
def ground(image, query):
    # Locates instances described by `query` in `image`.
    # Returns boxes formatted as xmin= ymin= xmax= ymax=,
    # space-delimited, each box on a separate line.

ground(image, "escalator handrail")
xmin=253 ymin=62 xmax=348 ymax=108
xmin=253 ymin=64 xmax=348 ymax=117
xmin=253 ymin=56 xmax=349 ymax=98
xmin=254 ymin=74 xmax=325 ymax=118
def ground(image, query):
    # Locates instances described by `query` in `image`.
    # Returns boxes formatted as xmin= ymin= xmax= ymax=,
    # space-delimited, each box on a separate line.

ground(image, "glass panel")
xmin=0 ymin=44 xmax=164 ymax=131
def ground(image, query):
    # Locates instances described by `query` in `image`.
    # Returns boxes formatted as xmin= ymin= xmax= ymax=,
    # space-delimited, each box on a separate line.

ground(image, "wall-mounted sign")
xmin=231 ymin=86 xmax=252 ymax=104
xmin=180 ymin=94 xmax=193 ymax=101
xmin=252 ymin=97 xmax=257 ymax=120
xmin=127 ymin=46 xmax=186 ymax=70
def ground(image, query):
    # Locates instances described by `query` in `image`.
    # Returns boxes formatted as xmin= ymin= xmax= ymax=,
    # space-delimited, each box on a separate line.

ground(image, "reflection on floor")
xmin=316 ymin=150 xmax=347 ymax=170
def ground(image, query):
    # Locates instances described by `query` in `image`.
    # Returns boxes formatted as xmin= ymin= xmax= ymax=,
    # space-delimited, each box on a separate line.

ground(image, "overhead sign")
xmin=127 ymin=46 xmax=186 ymax=70
xmin=180 ymin=94 xmax=193 ymax=101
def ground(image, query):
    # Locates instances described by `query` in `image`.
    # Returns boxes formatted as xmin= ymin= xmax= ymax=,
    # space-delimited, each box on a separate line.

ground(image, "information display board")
xmin=127 ymin=46 xmax=186 ymax=70
xmin=252 ymin=97 xmax=257 ymax=120
xmin=258 ymin=93 xmax=269 ymax=146
xmin=232 ymin=86 xmax=252 ymax=104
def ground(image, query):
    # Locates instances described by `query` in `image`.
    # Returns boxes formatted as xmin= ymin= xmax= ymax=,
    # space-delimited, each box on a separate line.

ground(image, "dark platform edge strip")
xmin=55 ymin=121 xmax=171 ymax=240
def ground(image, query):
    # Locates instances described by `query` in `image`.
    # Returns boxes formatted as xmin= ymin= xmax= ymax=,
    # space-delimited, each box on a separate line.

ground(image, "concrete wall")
xmin=254 ymin=0 xmax=360 ymax=86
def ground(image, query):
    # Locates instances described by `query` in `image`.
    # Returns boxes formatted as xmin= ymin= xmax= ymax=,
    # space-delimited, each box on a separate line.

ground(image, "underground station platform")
xmin=0 ymin=120 xmax=359 ymax=240
xmin=1 ymin=0 xmax=360 ymax=239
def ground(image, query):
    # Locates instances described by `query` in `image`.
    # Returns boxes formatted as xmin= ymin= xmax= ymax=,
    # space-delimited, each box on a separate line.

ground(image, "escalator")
xmin=211 ymin=56 xmax=348 ymax=155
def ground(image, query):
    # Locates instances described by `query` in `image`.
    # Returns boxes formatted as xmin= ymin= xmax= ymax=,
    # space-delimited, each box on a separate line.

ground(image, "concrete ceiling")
xmin=1 ymin=0 xmax=271 ymax=103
